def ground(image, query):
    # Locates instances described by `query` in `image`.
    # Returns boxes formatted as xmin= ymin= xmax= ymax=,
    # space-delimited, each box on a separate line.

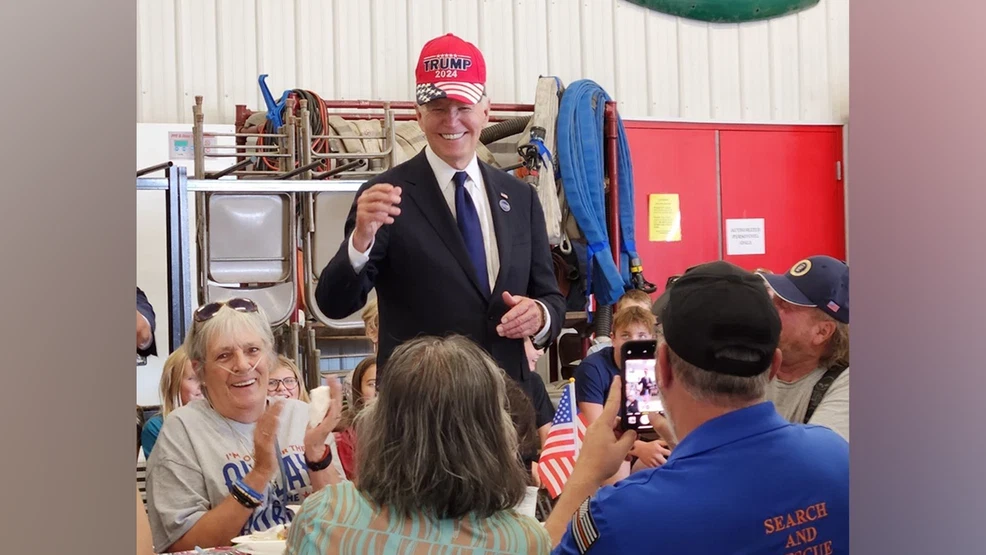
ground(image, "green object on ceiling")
xmin=623 ymin=0 xmax=820 ymax=23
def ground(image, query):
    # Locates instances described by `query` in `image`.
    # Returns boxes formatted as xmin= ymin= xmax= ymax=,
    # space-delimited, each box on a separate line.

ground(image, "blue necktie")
xmin=453 ymin=171 xmax=490 ymax=295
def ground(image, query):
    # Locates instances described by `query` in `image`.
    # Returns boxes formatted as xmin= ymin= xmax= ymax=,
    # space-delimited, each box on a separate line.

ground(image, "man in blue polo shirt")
xmin=546 ymin=261 xmax=849 ymax=554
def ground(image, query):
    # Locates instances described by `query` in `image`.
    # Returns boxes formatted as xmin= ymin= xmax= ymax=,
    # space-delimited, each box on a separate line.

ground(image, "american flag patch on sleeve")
xmin=572 ymin=497 xmax=600 ymax=554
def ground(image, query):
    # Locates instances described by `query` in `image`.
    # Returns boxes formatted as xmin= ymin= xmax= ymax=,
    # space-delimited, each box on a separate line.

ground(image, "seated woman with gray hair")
xmin=286 ymin=335 xmax=551 ymax=554
xmin=145 ymin=298 xmax=347 ymax=553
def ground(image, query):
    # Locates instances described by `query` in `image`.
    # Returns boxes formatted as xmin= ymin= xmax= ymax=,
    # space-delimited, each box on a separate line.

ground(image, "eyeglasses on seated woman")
xmin=144 ymin=298 xmax=347 ymax=553
xmin=269 ymin=354 xmax=311 ymax=403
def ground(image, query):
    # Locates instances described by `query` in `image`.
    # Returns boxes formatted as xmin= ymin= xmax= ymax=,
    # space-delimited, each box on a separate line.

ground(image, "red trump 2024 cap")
xmin=415 ymin=33 xmax=487 ymax=105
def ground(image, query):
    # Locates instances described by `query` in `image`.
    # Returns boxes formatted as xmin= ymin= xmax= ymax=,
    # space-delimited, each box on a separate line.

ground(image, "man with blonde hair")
xmin=761 ymin=255 xmax=850 ymax=442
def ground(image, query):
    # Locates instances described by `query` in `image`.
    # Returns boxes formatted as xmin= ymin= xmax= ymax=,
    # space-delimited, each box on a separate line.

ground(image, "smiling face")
xmin=198 ymin=327 xmax=272 ymax=423
xmin=268 ymin=365 xmax=300 ymax=400
xmin=416 ymin=97 xmax=490 ymax=170
xmin=523 ymin=337 xmax=545 ymax=372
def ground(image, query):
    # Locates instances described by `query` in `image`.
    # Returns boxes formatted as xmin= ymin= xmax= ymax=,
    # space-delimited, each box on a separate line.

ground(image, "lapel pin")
xmin=499 ymin=198 xmax=511 ymax=212
xmin=500 ymin=192 xmax=509 ymax=199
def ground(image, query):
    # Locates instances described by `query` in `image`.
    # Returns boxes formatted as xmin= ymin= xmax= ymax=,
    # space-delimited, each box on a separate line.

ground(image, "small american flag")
xmin=538 ymin=380 xmax=587 ymax=499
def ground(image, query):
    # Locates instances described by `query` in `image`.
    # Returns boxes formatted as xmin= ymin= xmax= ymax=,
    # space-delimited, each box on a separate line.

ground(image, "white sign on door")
xmin=725 ymin=218 xmax=766 ymax=255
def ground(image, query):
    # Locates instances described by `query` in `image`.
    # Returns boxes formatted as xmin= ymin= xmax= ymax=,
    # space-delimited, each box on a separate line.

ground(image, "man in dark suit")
xmin=315 ymin=33 xmax=565 ymax=428
xmin=137 ymin=286 xmax=157 ymax=357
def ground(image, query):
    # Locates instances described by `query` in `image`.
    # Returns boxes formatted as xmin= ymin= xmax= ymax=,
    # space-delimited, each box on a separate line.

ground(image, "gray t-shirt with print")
xmin=145 ymin=398 xmax=346 ymax=553
xmin=767 ymin=366 xmax=850 ymax=443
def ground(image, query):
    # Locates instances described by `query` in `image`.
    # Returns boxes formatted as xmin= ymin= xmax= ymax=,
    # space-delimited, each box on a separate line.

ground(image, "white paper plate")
xmin=231 ymin=534 xmax=287 ymax=544
xmin=231 ymin=524 xmax=289 ymax=554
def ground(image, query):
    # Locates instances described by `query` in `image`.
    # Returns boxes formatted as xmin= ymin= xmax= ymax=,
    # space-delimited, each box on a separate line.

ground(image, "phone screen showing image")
xmin=623 ymin=356 xmax=662 ymax=430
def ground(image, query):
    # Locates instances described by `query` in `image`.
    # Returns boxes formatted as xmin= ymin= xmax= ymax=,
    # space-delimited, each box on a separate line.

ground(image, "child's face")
xmin=612 ymin=323 xmax=655 ymax=366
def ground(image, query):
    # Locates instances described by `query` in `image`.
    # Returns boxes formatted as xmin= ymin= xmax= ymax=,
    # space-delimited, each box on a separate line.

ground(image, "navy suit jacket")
xmin=315 ymin=150 xmax=565 ymax=386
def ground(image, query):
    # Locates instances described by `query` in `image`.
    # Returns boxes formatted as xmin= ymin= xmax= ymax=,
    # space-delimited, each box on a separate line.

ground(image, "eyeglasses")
xmin=194 ymin=298 xmax=259 ymax=323
xmin=268 ymin=377 xmax=299 ymax=391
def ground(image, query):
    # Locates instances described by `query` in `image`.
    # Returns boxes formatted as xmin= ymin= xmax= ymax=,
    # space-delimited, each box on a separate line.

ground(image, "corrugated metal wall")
xmin=137 ymin=0 xmax=848 ymax=125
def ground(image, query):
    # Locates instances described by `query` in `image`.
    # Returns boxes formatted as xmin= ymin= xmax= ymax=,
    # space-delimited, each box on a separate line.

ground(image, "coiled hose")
xmin=255 ymin=89 xmax=332 ymax=171
xmin=480 ymin=116 xmax=532 ymax=145
xmin=594 ymin=304 xmax=614 ymax=338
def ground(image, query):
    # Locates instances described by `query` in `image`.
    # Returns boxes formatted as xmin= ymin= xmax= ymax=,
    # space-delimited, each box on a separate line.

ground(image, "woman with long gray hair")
xmin=286 ymin=335 xmax=551 ymax=554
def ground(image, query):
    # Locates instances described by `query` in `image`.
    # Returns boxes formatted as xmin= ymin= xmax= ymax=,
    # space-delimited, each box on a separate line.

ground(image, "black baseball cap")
xmin=761 ymin=256 xmax=850 ymax=324
xmin=651 ymin=267 xmax=696 ymax=323
xmin=661 ymin=261 xmax=781 ymax=377
xmin=651 ymin=289 xmax=670 ymax=324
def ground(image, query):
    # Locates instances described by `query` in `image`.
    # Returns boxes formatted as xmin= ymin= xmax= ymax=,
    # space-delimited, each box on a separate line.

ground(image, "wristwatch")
xmin=305 ymin=445 xmax=334 ymax=472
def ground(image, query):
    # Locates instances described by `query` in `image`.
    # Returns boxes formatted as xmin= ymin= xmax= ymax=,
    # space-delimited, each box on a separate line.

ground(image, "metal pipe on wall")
xmin=137 ymin=161 xmax=174 ymax=178
xmin=604 ymin=101 xmax=621 ymax=266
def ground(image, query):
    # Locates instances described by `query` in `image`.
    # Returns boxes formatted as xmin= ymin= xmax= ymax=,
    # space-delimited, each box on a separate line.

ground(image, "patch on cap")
xmin=790 ymin=259 xmax=812 ymax=277
xmin=769 ymin=255 xmax=850 ymax=324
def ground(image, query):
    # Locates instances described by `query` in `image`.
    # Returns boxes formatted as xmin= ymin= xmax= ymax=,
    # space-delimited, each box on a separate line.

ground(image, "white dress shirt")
xmin=425 ymin=146 xmax=501 ymax=289
xmin=348 ymin=146 xmax=552 ymax=343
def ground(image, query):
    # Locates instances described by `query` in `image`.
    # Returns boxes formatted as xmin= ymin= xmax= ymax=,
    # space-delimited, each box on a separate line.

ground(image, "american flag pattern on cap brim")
xmin=415 ymin=82 xmax=485 ymax=105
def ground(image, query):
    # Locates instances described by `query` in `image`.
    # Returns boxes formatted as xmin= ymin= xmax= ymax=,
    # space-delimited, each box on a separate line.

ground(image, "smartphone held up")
xmin=620 ymin=339 xmax=662 ymax=431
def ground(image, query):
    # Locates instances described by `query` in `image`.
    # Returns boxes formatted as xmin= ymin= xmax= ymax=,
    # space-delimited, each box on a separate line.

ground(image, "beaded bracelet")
xmin=235 ymin=479 xmax=265 ymax=502
xmin=230 ymin=479 xmax=264 ymax=509
xmin=230 ymin=484 xmax=260 ymax=509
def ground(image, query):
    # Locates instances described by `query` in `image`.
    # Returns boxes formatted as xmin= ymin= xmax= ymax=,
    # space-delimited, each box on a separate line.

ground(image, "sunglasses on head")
xmin=193 ymin=298 xmax=259 ymax=323
xmin=666 ymin=263 xmax=706 ymax=290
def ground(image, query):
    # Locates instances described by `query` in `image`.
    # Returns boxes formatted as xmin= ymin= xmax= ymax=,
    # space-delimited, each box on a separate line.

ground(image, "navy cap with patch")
xmin=761 ymin=255 xmax=850 ymax=324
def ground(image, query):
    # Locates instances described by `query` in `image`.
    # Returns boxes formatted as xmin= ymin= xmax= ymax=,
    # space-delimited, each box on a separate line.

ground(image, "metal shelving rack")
xmin=135 ymin=166 xmax=362 ymax=356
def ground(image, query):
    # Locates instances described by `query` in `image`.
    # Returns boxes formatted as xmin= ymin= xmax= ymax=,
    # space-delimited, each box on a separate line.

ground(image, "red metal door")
xmin=625 ymin=122 xmax=720 ymax=292
xmin=718 ymin=126 xmax=846 ymax=272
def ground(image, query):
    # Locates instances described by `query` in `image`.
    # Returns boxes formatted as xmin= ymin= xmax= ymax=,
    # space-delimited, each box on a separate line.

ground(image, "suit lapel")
xmin=479 ymin=162 xmax=513 ymax=299
xmin=404 ymin=150 xmax=488 ymax=299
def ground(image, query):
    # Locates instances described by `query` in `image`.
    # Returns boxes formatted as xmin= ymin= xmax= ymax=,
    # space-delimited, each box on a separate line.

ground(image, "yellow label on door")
xmin=649 ymin=194 xmax=682 ymax=242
